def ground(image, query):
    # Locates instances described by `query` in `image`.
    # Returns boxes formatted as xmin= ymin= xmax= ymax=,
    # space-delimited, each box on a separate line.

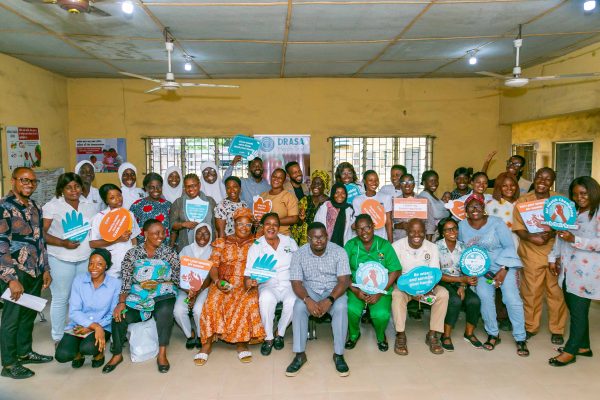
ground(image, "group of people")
xmin=0 ymin=151 xmax=598 ymax=380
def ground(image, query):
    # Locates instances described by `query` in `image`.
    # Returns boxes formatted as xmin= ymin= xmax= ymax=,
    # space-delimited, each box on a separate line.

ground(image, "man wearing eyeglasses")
xmin=0 ymin=167 xmax=53 ymax=379
xmin=483 ymin=153 xmax=533 ymax=194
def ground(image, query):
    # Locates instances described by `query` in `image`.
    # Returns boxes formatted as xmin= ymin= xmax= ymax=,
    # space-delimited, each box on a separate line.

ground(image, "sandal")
xmin=193 ymin=352 xmax=209 ymax=366
xmin=441 ymin=336 xmax=454 ymax=352
xmin=483 ymin=335 xmax=501 ymax=351
xmin=516 ymin=341 xmax=530 ymax=357
xmin=557 ymin=347 xmax=593 ymax=357
xmin=394 ymin=332 xmax=408 ymax=356
xmin=463 ymin=334 xmax=483 ymax=349
xmin=238 ymin=350 xmax=252 ymax=363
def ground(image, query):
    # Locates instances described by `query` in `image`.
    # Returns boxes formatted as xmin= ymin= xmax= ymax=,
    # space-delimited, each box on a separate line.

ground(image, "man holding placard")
xmin=344 ymin=214 xmax=401 ymax=352
xmin=0 ymin=167 xmax=53 ymax=379
xmin=224 ymin=156 xmax=271 ymax=209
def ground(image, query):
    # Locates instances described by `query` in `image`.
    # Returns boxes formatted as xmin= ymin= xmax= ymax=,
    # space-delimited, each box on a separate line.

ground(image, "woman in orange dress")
xmin=195 ymin=207 xmax=265 ymax=365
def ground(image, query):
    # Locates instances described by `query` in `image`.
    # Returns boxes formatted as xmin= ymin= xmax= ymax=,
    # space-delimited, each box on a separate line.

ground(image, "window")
xmin=332 ymin=136 xmax=434 ymax=190
xmin=554 ymin=141 xmax=593 ymax=194
xmin=144 ymin=137 xmax=247 ymax=178
xmin=512 ymin=143 xmax=537 ymax=182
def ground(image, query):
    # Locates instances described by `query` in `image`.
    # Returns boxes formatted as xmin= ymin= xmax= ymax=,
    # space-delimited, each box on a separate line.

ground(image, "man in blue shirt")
xmin=224 ymin=156 xmax=271 ymax=208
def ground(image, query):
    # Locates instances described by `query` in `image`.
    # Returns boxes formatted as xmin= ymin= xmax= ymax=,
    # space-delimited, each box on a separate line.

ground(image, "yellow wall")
xmin=0 ymin=53 xmax=69 ymax=194
xmin=67 ymin=77 xmax=510 ymax=192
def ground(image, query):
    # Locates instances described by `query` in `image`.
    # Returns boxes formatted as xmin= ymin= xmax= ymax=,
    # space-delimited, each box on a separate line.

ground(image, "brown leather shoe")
xmin=425 ymin=332 xmax=444 ymax=355
xmin=394 ymin=332 xmax=408 ymax=356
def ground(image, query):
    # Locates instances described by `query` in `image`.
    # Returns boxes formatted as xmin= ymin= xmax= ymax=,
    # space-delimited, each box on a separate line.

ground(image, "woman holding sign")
xmin=548 ymin=177 xmax=600 ymax=366
xmin=390 ymin=174 xmax=435 ymax=242
xmin=314 ymin=182 xmax=355 ymax=247
xmin=417 ymin=170 xmax=449 ymax=229
xmin=459 ymin=194 xmax=529 ymax=356
xmin=244 ymin=213 xmax=298 ymax=356
xmin=259 ymin=169 xmax=299 ymax=236
xmin=43 ymin=173 xmax=97 ymax=342
xmin=352 ymin=170 xmax=393 ymax=242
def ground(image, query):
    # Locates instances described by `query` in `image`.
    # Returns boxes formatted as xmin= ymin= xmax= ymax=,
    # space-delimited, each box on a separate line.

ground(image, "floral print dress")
xmin=130 ymin=197 xmax=171 ymax=243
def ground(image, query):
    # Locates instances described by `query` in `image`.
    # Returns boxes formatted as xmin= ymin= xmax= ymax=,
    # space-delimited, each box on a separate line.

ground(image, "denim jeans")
xmin=475 ymin=269 xmax=526 ymax=341
xmin=49 ymin=255 xmax=89 ymax=341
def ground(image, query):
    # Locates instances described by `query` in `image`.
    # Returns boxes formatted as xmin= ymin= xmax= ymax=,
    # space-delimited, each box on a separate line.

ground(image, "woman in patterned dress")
xmin=215 ymin=176 xmax=247 ymax=238
xmin=130 ymin=172 xmax=171 ymax=244
xmin=195 ymin=207 xmax=265 ymax=365
xmin=291 ymin=170 xmax=330 ymax=246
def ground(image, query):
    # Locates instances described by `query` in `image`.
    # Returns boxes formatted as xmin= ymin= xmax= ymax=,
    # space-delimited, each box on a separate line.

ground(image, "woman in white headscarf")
xmin=199 ymin=161 xmax=226 ymax=204
xmin=118 ymin=162 xmax=145 ymax=210
xmin=163 ymin=166 xmax=183 ymax=203
xmin=74 ymin=160 xmax=103 ymax=213
xmin=173 ymin=223 xmax=212 ymax=349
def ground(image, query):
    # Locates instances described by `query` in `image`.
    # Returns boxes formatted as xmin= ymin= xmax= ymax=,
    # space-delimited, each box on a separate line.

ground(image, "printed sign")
xmin=362 ymin=198 xmax=386 ymax=230
xmin=228 ymin=135 xmax=261 ymax=158
xmin=246 ymin=254 xmax=277 ymax=284
xmin=393 ymin=198 xmax=428 ymax=219
xmin=75 ymin=138 xmax=126 ymax=173
xmin=179 ymin=256 xmax=212 ymax=291
xmin=459 ymin=246 xmax=491 ymax=277
xmin=543 ymin=196 xmax=578 ymax=231
xmin=396 ymin=266 xmax=442 ymax=296
xmin=352 ymin=261 xmax=389 ymax=295
xmin=6 ymin=126 xmax=41 ymax=170
xmin=445 ymin=200 xmax=466 ymax=221
xmin=99 ymin=208 xmax=132 ymax=242
xmin=185 ymin=197 xmax=209 ymax=222
xmin=61 ymin=210 xmax=91 ymax=243
xmin=254 ymin=135 xmax=311 ymax=187
xmin=516 ymin=199 xmax=548 ymax=234
xmin=253 ymin=196 xmax=272 ymax=220
xmin=345 ymin=183 xmax=361 ymax=204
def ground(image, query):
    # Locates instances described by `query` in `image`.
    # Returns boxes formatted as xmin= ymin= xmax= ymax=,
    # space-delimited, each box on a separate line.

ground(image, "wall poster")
xmin=75 ymin=139 xmax=127 ymax=173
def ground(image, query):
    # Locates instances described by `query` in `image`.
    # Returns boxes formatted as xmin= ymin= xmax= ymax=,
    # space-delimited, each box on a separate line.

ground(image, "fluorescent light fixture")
xmin=122 ymin=1 xmax=134 ymax=14
xmin=184 ymin=62 xmax=192 ymax=72
xmin=584 ymin=1 xmax=596 ymax=12
xmin=467 ymin=50 xmax=478 ymax=65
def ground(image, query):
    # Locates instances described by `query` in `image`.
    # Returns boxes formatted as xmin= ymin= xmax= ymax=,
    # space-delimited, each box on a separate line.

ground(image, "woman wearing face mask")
xmin=259 ymin=169 xmax=299 ymax=236
xmin=90 ymin=184 xmax=141 ymax=282
xmin=391 ymin=174 xmax=435 ymax=242
xmin=130 ymin=173 xmax=171 ymax=244
xmin=117 ymin=163 xmax=145 ymax=210
xmin=291 ymin=170 xmax=330 ymax=246
xmin=74 ymin=160 xmax=103 ymax=213
xmin=54 ymin=249 xmax=119 ymax=369
xmin=174 ymin=224 xmax=213 ymax=349
xmin=314 ymin=183 xmax=355 ymax=247
xmin=162 ymin=166 xmax=183 ymax=204
xmin=417 ymin=170 xmax=450 ymax=229
xmin=245 ymin=213 xmax=298 ymax=356
xmin=352 ymin=170 xmax=393 ymax=242
xmin=215 ymin=176 xmax=247 ymax=238
xmin=43 ymin=173 xmax=98 ymax=343
xmin=200 ymin=161 xmax=226 ymax=204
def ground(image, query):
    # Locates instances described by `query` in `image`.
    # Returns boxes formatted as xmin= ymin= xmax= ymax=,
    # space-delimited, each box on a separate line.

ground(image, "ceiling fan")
xmin=477 ymin=26 xmax=600 ymax=88
xmin=119 ymin=32 xmax=239 ymax=94
xmin=22 ymin=0 xmax=111 ymax=17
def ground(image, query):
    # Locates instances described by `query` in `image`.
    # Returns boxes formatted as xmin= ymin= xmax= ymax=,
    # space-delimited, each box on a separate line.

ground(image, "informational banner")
xmin=254 ymin=135 xmax=310 ymax=185
xmin=75 ymin=139 xmax=126 ymax=173
xmin=30 ymin=168 xmax=64 ymax=207
xmin=6 ymin=126 xmax=41 ymax=170
xmin=516 ymin=199 xmax=547 ymax=233
xmin=393 ymin=198 xmax=428 ymax=219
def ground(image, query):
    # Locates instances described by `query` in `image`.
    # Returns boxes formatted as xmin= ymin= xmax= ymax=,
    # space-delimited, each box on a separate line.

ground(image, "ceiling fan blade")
xmin=119 ymin=71 xmax=162 ymax=83
xmin=476 ymin=71 xmax=509 ymax=79
xmin=528 ymin=72 xmax=600 ymax=82
xmin=145 ymin=87 xmax=163 ymax=94
xmin=88 ymin=5 xmax=111 ymax=17
xmin=180 ymin=82 xmax=240 ymax=89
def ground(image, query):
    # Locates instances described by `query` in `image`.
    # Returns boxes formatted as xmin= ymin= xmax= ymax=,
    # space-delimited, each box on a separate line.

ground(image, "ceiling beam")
xmin=280 ymin=0 xmax=294 ymax=77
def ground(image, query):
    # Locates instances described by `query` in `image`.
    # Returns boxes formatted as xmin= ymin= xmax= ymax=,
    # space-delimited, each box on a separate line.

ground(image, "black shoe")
xmin=551 ymin=334 xmax=564 ymax=345
xmin=409 ymin=310 xmax=423 ymax=321
xmin=17 ymin=351 xmax=53 ymax=364
xmin=91 ymin=356 xmax=105 ymax=368
xmin=345 ymin=334 xmax=360 ymax=350
xmin=261 ymin=340 xmax=274 ymax=356
xmin=557 ymin=347 xmax=593 ymax=357
xmin=377 ymin=340 xmax=389 ymax=352
xmin=549 ymin=356 xmax=576 ymax=367
xmin=102 ymin=357 xmax=123 ymax=374
xmin=157 ymin=361 xmax=170 ymax=373
xmin=285 ymin=353 xmax=307 ymax=377
xmin=333 ymin=353 xmax=349 ymax=377
xmin=71 ymin=357 xmax=84 ymax=369
xmin=186 ymin=337 xmax=198 ymax=350
xmin=525 ymin=331 xmax=536 ymax=340
xmin=1 ymin=364 xmax=35 ymax=379
xmin=273 ymin=336 xmax=285 ymax=350
xmin=361 ymin=308 xmax=372 ymax=324
xmin=498 ymin=319 xmax=512 ymax=332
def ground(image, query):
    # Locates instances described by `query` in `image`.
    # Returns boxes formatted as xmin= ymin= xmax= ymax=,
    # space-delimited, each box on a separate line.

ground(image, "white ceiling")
xmin=1 ymin=0 xmax=599 ymax=79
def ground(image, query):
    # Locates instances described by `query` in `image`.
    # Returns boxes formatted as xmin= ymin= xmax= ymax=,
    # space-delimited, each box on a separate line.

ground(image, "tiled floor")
xmin=2 ymin=302 xmax=599 ymax=400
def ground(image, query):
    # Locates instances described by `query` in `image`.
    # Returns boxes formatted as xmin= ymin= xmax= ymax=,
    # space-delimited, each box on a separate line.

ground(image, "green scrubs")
xmin=344 ymin=236 xmax=402 ymax=342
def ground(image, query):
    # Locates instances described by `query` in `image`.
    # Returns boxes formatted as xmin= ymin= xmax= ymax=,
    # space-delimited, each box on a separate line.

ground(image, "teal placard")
xmin=396 ymin=266 xmax=442 ymax=296
xmin=459 ymin=246 xmax=491 ymax=277
xmin=543 ymin=195 xmax=578 ymax=231
xmin=228 ymin=135 xmax=261 ymax=158
xmin=352 ymin=261 xmax=388 ymax=295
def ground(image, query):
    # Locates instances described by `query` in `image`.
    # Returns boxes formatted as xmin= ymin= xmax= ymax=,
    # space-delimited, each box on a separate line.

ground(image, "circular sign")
xmin=345 ymin=183 xmax=361 ymax=204
xmin=99 ymin=208 xmax=133 ymax=242
xmin=396 ymin=266 xmax=442 ymax=296
xmin=543 ymin=195 xmax=578 ymax=231
xmin=361 ymin=198 xmax=386 ymax=230
xmin=459 ymin=245 xmax=491 ymax=277
xmin=353 ymin=261 xmax=388 ymax=295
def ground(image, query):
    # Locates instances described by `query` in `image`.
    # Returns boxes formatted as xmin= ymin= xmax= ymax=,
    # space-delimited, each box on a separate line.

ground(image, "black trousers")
xmin=0 ymin=269 xmax=43 ymax=366
xmin=441 ymin=282 xmax=481 ymax=328
xmin=55 ymin=331 xmax=112 ymax=363
xmin=110 ymin=296 xmax=176 ymax=355
xmin=563 ymin=283 xmax=591 ymax=355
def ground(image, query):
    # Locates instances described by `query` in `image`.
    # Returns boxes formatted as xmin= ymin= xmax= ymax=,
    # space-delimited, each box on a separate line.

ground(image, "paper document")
xmin=1 ymin=288 xmax=48 ymax=312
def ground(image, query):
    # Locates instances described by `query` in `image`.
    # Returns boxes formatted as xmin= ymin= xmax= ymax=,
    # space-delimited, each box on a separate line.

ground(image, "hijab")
xmin=180 ymin=223 xmax=213 ymax=260
xmin=74 ymin=160 xmax=94 ymax=175
xmin=199 ymin=161 xmax=226 ymax=204
xmin=118 ymin=162 xmax=145 ymax=209
xmin=163 ymin=166 xmax=183 ymax=203
xmin=329 ymin=182 xmax=351 ymax=247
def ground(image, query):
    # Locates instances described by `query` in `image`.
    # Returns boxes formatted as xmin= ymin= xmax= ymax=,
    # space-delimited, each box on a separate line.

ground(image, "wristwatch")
xmin=502 ymin=266 xmax=510 ymax=271
xmin=327 ymin=295 xmax=335 ymax=304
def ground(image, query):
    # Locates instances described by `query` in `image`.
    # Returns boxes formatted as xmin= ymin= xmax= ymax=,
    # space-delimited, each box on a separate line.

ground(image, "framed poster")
xmin=75 ymin=139 xmax=127 ymax=173
xmin=6 ymin=127 xmax=41 ymax=170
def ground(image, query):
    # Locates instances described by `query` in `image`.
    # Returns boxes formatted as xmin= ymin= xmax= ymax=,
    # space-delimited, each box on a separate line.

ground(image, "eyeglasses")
xmin=443 ymin=227 xmax=458 ymax=232
xmin=466 ymin=205 xmax=484 ymax=212
xmin=357 ymin=224 xmax=374 ymax=232
xmin=16 ymin=178 xmax=40 ymax=186
xmin=307 ymin=235 xmax=326 ymax=242
xmin=399 ymin=181 xmax=415 ymax=185
xmin=506 ymin=160 xmax=523 ymax=168
xmin=235 ymin=222 xmax=253 ymax=228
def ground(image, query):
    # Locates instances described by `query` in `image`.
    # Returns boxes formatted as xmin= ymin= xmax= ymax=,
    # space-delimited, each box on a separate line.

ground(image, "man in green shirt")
xmin=344 ymin=214 xmax=402 ymax=351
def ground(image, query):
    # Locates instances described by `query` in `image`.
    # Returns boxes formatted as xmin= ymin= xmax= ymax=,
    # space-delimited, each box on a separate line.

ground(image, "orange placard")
xmin=393 ymin=198 xmax=428 ymax=219
xmin=448 ymin=200 xmax=466 ymax=221
xmin=253 ymin=196 xmax=272 ymax=220
xmin=362 ymin=198 xmax=386 ymax=229
xmin=179 ymin=256 xmax=212 ymax=291
xmin=99 ymin=208 xmax=132 ymax=242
